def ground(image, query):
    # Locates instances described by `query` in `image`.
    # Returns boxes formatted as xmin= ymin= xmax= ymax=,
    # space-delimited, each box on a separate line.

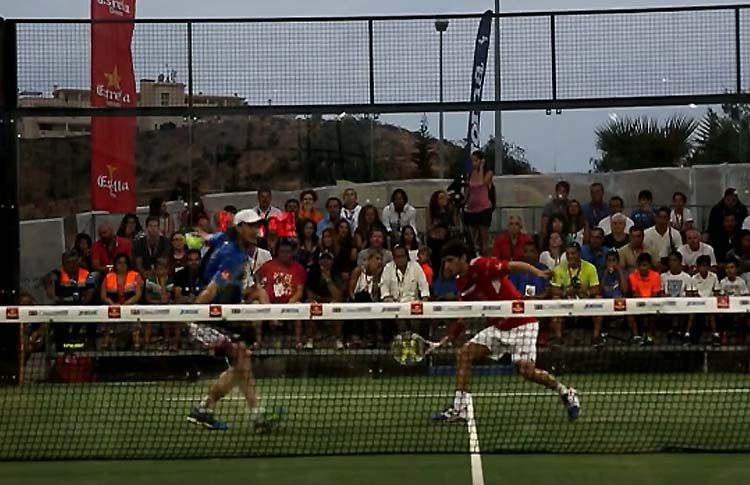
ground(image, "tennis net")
xmin=1 ymin=298 xmax=749 ymax=460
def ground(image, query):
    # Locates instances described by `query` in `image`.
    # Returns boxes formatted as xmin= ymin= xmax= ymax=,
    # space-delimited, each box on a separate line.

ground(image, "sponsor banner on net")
xmin=432 ymin=304 xmax=474 ymax=314
xmin=227 ymin=306 xmax=273 ymax=317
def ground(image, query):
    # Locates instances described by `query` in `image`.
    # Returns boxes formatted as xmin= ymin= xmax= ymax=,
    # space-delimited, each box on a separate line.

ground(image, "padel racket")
xmin=390 ymin=332 xmax=437 ymax=365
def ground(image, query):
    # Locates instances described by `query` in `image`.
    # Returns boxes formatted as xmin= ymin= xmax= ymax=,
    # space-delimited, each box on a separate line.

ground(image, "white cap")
xmin=233 ymin=209 xmax=262 ymax=226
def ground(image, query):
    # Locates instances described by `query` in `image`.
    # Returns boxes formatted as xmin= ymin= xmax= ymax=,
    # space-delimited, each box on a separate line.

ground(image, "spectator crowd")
xmin=38 ymin=150 xmax=750 ymax=352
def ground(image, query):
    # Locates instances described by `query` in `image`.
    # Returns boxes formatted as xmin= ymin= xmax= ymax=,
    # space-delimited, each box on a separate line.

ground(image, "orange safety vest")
xmin=104 ymin=271 xmax=140 ymax=303
xmin=59 ymin=267 xmax=90 ymax=287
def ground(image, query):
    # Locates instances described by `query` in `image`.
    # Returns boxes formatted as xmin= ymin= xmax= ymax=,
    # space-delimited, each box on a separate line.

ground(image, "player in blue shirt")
xmin=187 ymin=209 xmax=280 ymax=432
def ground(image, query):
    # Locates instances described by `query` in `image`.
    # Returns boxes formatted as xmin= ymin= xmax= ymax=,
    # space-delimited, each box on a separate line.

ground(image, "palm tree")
xmin=592 ymin=115 xmax=697 ymax=172
xmin=691 ymin=103 xmax=750 ymax=165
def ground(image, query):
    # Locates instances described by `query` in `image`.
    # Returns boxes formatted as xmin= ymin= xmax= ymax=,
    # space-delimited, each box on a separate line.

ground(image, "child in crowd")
xmin=417 ymin=246 xmax=434 ymax=286
xmin=686 ymin=255 xmax=720 ymax=346
xmin=661 ymin=251 xmax=693 ymax=297
xmin=720 ymin=259 xmax=750 ymax=296
xmin=628 ymin=252 xmax=661 ymax=344
xmin=631 ymin=190 xmax=656 ymax=230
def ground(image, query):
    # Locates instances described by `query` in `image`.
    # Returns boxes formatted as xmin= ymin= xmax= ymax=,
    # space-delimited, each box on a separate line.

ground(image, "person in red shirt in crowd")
xmin=627 ymin=252 xmax=662 ymax=345
xmin=256 ymin=238 xmax=307 ymax=349
xmin=417 ymin=246 xmax=434 ymax=286
xmin=492 ymin=215 xmax=531 ymax=261
xmin=430 ymin=240 xmax=580 ymax=423
xmin=91 ymin=222 xmax=133 ymax=274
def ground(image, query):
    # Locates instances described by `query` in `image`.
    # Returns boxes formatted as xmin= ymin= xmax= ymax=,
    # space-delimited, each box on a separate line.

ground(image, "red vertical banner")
xmin=90 ymin=0 xmax=137 ymax=213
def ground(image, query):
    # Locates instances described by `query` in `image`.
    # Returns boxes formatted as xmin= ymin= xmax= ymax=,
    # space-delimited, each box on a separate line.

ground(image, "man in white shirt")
xmin=678 ymin=229 xmax=717 ymax=274
xmin=720 ymin=260 xmax=750 ymax=296
xmin=341 ymin=188 xmax=362 ymax=232
xmin=661 ymin=251 xmax=693 ymax=297
xmin=597 ymin=198 xmax=635 ymax=236
xmin=380 ymin=245 xmax=430 ymax=303
xmin=251 ymin=187 xmax=283 ymax=220
xmin=382 ymin=188 xmax=418 ymax=243
xmin=643 ymin=206 xmax=683 ymax=264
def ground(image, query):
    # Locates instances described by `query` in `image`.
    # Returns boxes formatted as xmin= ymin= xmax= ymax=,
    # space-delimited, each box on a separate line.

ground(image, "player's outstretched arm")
xmin=195 ymin=281 xmax=219 ymax=304
xmin=508 ymin=261 xmax=550 ymax=279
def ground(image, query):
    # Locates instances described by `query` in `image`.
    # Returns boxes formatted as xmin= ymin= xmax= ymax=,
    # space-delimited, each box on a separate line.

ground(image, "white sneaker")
xmin=335 ymin=339 xmax=344 ymax=350
xmin=560 ymin=388 xmax=580 ymax=421
xmin=303 ymin=338 xmax=314 ymax=350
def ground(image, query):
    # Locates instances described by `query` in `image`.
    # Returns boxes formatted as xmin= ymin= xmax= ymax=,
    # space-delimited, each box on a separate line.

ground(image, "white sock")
xmin=453 ymin=390 xmax=470 ymax=411
xmin=198 ymin=395 xmax=212 ymax=412
xmin=556 ymin=383 xmax=568 ymax=396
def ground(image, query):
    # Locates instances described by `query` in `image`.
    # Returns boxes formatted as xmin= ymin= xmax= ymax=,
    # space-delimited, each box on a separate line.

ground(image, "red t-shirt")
xmin=257 ymin=260 xmax=307 ymax=304
xmin=449 ymin=257 xmax=536 ymax=337
xmin=91 ymin=237 xmax=133 ymax=268
xmin=492 ymin=232 xmax=531 ymax=262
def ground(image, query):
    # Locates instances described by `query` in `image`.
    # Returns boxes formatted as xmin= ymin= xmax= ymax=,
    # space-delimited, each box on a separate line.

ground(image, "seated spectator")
xmin=354 ymin=204 xmax=387 ymax=250
xmin=726 ymin=230 xmax=750 ymax=274
xmin=618 ymin=226 xmax=657 ymax=273
xmin=117 ymin=213 xmax=144 ymax=243
xmin=670 ymin=191 xmax=694 ymax=236
xmin=74 ymin=233 xmax=93 ymax=270
xmin=341 ymin=188 xmax=362 ymax=232
xmin=546 ymin=214 xmax=571 ymax=246
xmin=357 ymin=227 xmax=394 ymax=267
xmin=349 ymin=251 xmax=385 ymax=346
xmin=540 ymin=180 xmax=570 ymax=239
xmin=173 ymin=250 xmax=203 ymax=304
xmin=743 ymin=214 xmax=750 ymax=232
xmin=644 ymin=207 xmax=683 ymax=266
xmin=251 ymin=187 xmax=284 ymax=221
xmin=382 ymin=188 xmax=418 ymax=246
xmin=144 ymin=257 xmax=173 ymax=350
xmin=91 ymin=223 xmax=133 ymax=274
xmin=631 ymin=190 xmax=656 ymax=230
xmin=598 ymin=196 xmax=634 ymax=236
xmin=679 ymin=229 xmax=718 ymax=274
xmin=426 ymin=189 xmax=460 ymax=270
xmin=628 ymin=253 xmax=662 ymax=345
xmin=401 ymin=225 xmax=420 ymax=261
xmin=567 ymin=200 xmax=586 ymax=245
xmin=256 ymin=239 xmax=306 ymax=349
xmin=100 ymin=253 xmax=143 ymax=350
xmin=709 ymin=212 xmax=740 ymax=265
xmin=299 ymin=189 xmax=323 ymax=224
xmin=193 ymin=212 xmax=212 ymax=236
xmin=707 ymin=188 xmax=747 ymax=245
xmin=464 ymin=151 xmax=495 ymax=256
xmin=45 ymin=250 xmax=96 ymax=347
xmin=134 ymin=216 xmax=171 ymax=275
xmin=380 ymin=245 xmax=430 ymax=303
xmin=661 ymin=251 xmax=693 ymax=297
xmin=508 ymin=241 xmax=548 ymax=299
xmin=539 ymin=232 xmax=567 ymax=270
xmin=417 ymin=246 xmax=434 ymax=286
xmin=603 ymin=213 xmax=630 ymax=249
xmin=334 ymin=220 xmax=358 ymax=278
xmin=284 ymin=199 xmax=300 ymax=221
xmin=306 ymin=250 xmax=346 ymax=350
xmin=492 ymin=215 xmax=531 ymax=262
xmin=169 ymin=232 xmax=188 ymax=274
xmin=317 ymin=197 xmax=343 ymax=237
xmin=549 ymin=243 xmax=600 ymax=341
xmin=582 ymin=182 xmax=609 ymax=228
xmin=686 ymin=255 xmax=721 ymax=346
xmin=296 ymin=219 xmax=319 ymax=271
xmin=720 ymin=259 xmax=749 ymax=296
xmin=596 ymin=250 xmax=628 ymax=345
xmin=149 ymin=197 xmax=175 ymax=236
xmin=431 ymin=266 xmax=459 ymax=301
xmin=581 ymin=227 xmax=610 ymax=273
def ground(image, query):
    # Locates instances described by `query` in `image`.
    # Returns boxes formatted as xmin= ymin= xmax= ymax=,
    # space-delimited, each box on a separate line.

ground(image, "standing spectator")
xmin=299 ymin=189 xmax=323 ymax=224
xmin=91 ymin=223 xmax=133 ymax=274
xmin=354 ymin=204 xmax=387 ymax=250
xmin=149 ymin=197 xmax=175 ymax=237
xmin=45 ymin=250 xmax=96 ymax=347
xmin=169 ymin=232 xmax=188 ymax=275
xmin=643 ymin=207 xmax=683 ymax=266
xmin=707 ymin=189 xmax=747 ymax=244
xmin=582 ymin=182 xmax=609 ymax=228
xmin=709 ymin=212 xmax=740 ymax=265
xmin=134 ymin=216 xmax=171 ymax=275
xmin=492 ymin=215 xmax=531 ymax=262
xmin=296 ymin=219 xmax=319 ymax=271
xmin=382 ymin=188 xmax=418 ymax=246
xmin=317 ymin=197 xmax=343 ymax=237
xmin=726 ymin=230 xmax=750 ymax=274
xmin=603 ymin=213 xmax=630 ymax=249
xmin=540 ymin=180 xmax=571 ymax=240
xmin=306 ymin=250 xmax=346 ymax=350
xmin=598 ymin=196 xmax=635 ymax=236
xmin=628 ymin=253 xmax=662 ymax=345
xmin=670 ymin=191 xmax=694 ymax=236
xmin=341 ymin=188 xmax=362 ymax=233
xmin=678 ymin=229 xmax=718 ymax=274
xmin=581 ymin=227 xmax=610 ymax=273
xmin=349 ymin=251 xmax=385 ymax=346
xmin=720 ymin=259 xmax=749 ymax=296
xmin=417 ymin=246 xmax=434 ymax=286
xmin=334 ymin=220 xmax=359 ymax=278
xmin=426 ymin=190 xmax=460 ymax=270
xmin=256 ymin=239 xmax=307 ymax=349
xmin=539 ymin=232 xmax=567 ymax=271
xmin=630 ymin=190 xmax=656 ymax=230
xmin=117 ymin=213 xmax=144 ymax=243
xmin=100 ymin=254 xmax=143 ymax=350
xmin=686 ymin=255 xmax=721 ymax=346
xmin=618 ymin=226 xmax=657 ymax=273
xmin=251 ymin=187 xmax=284 ymax=221
xmin=401 ymin=225 xmax=420 ymax=261
xmin=661 ymin=251 xmax=693 ymax=297
xmin=463 ymin=150 xmax=494 ymax=256
xmin=173 ymin=250 xmax=203 ymax=304
xmin=508 ymin=240 xmax=548 ymax=299
xmin=74 ymin=233 xmax=93 ymax=270
xmin=357 ymin=227 xmax=394 ymax=266
xmin=567 ymin=200 xmax=586 ymax=245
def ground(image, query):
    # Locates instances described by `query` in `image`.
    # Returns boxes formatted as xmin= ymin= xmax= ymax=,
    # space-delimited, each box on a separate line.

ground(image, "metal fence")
xmin=5 ymin=4 xmax=750 ymax=116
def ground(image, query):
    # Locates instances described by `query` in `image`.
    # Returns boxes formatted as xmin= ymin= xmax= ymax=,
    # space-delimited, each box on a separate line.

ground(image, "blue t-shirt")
xmin=601 ymin=269 xmax=624 ymax=298
xmin=582 ymin=202 xmax=609 ymax=228
xmin=508 ymin=263 xmax=548 ymax=298
xmin=581 ymin=245 xmax=610 ymax=273
xmin=432 ymin=276 xmax=458 ymax=300
xmin=631 ymin=208 xmax=656 ymax=230
xmin=202 ymin=238 xmax=248 ymax=303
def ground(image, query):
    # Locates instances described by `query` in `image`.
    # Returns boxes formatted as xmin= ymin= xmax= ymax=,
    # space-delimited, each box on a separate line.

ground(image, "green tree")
xmin=591 ymin=115 xmax=697 ymax=172
xmin=446 ymin=136 xmax=535 ymax=177
xmin=691 ymin=103 xmax=750 ymax=165
xmin=411 ymin=114 xmax=436 ymax=178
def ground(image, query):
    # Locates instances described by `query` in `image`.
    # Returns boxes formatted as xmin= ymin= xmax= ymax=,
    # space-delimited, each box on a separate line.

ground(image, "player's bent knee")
xmin=517 ymin=360 xmax=536 ymax=377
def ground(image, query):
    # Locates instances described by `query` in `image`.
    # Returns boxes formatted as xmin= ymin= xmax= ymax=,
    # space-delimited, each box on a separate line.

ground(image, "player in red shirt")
xmin=431 ymin=240 xmax=580 ymax=422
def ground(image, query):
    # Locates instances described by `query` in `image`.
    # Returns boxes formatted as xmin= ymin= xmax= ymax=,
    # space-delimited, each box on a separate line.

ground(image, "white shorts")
xmin=469 ymin=322 xmax=539 ymax=363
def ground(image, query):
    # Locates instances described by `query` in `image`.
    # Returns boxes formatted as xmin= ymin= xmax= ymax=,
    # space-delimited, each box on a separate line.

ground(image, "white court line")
xmin=466 ymin=394 xmax=485 ymax=485
xmin=163 ymin=387 xmax=750 ymax=402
